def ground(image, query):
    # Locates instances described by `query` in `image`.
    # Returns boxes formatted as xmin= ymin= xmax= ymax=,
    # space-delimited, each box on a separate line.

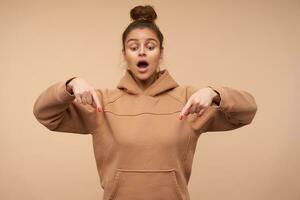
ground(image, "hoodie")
xmin=33 ymin=69 xmax=257 ymax=200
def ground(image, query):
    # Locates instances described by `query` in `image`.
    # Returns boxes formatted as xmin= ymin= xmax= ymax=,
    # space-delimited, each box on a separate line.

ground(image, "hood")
xmin=117 ymin=69 xmax=179 ymax=96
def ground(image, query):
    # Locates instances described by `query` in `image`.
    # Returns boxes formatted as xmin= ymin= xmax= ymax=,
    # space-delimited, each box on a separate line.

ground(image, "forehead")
xmin=126 ymin=28 xmax=158 ymax=43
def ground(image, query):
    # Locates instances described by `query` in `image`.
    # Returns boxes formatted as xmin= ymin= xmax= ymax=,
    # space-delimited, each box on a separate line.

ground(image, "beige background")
xmin=1 ymin=0 xmax=299 ymax=199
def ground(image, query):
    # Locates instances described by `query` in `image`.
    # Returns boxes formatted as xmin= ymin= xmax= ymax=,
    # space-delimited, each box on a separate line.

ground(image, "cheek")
xmin=149 ymin=52 xmax=161 ymax=63
xmin=124 ymin=53 xmax=136 ymax=63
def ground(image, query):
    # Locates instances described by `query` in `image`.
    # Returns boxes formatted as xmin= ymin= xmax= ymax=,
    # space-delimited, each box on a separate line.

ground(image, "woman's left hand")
xmin=179 ymin=87 xmax=220 ymax=120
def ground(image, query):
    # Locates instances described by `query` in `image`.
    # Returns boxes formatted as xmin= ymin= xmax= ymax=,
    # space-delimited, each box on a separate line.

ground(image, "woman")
xmin=33 ymin=5 xmax=257 ymax=200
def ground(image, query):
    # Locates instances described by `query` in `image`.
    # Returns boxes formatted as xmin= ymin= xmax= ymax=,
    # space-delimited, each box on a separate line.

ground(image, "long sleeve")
xmin=33 ymin=77 xmax=104 ymax=134
xmin=185 ymin=85 xmax=258 ymax=134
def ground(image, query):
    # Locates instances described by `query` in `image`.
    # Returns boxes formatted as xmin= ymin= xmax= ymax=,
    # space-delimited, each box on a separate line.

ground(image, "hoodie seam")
xmin=105 ymin=91 xmax=126 ymax=106
xmin=104 ymin=111 xmax=181 ymax=116
xmin=166 ymin=93 xmax=185 ymax=105
xmin=182 ymin=134 xmax=191 ymax=162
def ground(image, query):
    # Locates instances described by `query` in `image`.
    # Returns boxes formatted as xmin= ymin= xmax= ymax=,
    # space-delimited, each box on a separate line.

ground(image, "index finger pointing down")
xmin=91 ymin=90 xmax=102 ymax=112
xmin=179 ymin=100 xmax=192 ymax=119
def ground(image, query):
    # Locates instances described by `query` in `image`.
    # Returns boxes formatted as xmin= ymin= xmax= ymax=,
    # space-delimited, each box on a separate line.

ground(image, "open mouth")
xmin=137 ymin=60 xmax=149 ymax=68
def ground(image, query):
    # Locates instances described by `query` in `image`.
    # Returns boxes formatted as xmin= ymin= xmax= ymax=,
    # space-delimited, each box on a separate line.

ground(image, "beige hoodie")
xmin=33 ymin=69 xmax=257 ymax=200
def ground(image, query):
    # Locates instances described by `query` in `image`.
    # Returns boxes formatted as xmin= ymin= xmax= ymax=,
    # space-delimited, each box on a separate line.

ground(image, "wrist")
xmin=66 ymin=84 xmax=73 ymax=94
xmin=65 ymin=77 xmax=77 ymax=95
xmin=209 ymin=88 xmax=221 ymax=105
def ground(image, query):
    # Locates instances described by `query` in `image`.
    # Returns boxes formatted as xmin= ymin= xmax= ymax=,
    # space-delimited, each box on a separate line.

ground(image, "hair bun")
xmin=130 ymin=5 xmax=157 ymax=23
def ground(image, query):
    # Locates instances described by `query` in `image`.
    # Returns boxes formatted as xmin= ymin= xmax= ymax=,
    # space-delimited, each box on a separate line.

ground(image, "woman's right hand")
xmin=66 ymin=77 xmax=103 ymax=112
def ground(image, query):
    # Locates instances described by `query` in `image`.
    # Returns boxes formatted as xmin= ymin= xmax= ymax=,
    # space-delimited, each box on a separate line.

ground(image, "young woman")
xmin=33 ymin=5 xmax=257 ymax=200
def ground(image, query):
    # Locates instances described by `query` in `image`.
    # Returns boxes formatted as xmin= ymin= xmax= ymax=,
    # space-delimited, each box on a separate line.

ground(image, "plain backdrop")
xmin=0 ymin=0 xmax=299 ymax=199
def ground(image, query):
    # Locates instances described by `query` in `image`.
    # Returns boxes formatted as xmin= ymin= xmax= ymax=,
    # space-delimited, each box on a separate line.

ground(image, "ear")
xmin=122 ymin=49 xmax=127 ymax=61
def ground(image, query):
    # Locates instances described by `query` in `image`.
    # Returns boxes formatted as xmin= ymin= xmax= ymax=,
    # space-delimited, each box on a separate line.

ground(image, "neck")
xmin=132 ymin=71 xmax=159 ymax=91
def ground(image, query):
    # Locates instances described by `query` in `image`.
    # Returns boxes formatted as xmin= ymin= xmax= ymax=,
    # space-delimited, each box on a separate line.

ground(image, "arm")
xmin=33 ymin=77 xmax=104 ymax=134
xmin=186 ymin=85 xmax=258 ymax=133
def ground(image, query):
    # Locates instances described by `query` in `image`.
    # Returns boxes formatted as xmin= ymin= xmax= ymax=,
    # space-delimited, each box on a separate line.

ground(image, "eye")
xmin=130 ymin=46 xmax=138 ymax=51
xmin=147 ymin=46 xmax=155 ymax=50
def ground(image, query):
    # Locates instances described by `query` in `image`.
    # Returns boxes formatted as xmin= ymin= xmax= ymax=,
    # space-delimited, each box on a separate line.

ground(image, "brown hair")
xmin=122 ymin=5 xmax=164 ymax=52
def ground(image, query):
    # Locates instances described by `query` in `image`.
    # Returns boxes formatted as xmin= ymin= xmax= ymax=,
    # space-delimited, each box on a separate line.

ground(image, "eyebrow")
xmin=126 ymin=38 xmax=158 ymax=44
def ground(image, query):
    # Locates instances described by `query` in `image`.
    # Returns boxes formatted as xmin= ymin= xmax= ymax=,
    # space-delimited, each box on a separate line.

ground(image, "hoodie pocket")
xmin=108 ymin=168 xmax=183 ymax=200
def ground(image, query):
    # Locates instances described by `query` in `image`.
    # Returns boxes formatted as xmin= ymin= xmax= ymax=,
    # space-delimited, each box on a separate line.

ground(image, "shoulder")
xmin=95 ymin=88 xmax=125 ymax=107
xmin=167 ymin=85 xmax=202 ymax=104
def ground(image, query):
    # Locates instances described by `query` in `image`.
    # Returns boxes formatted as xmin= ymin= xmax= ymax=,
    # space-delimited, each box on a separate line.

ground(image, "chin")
xmin=132 ymin=67 xmax=152 ymax=76
xmin=134 ymin=72 xmax=151 ymax=80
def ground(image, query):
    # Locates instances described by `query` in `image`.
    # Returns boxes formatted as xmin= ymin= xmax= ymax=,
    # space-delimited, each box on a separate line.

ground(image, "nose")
xmin=138 ymin=46 xmax=146 ymax=56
